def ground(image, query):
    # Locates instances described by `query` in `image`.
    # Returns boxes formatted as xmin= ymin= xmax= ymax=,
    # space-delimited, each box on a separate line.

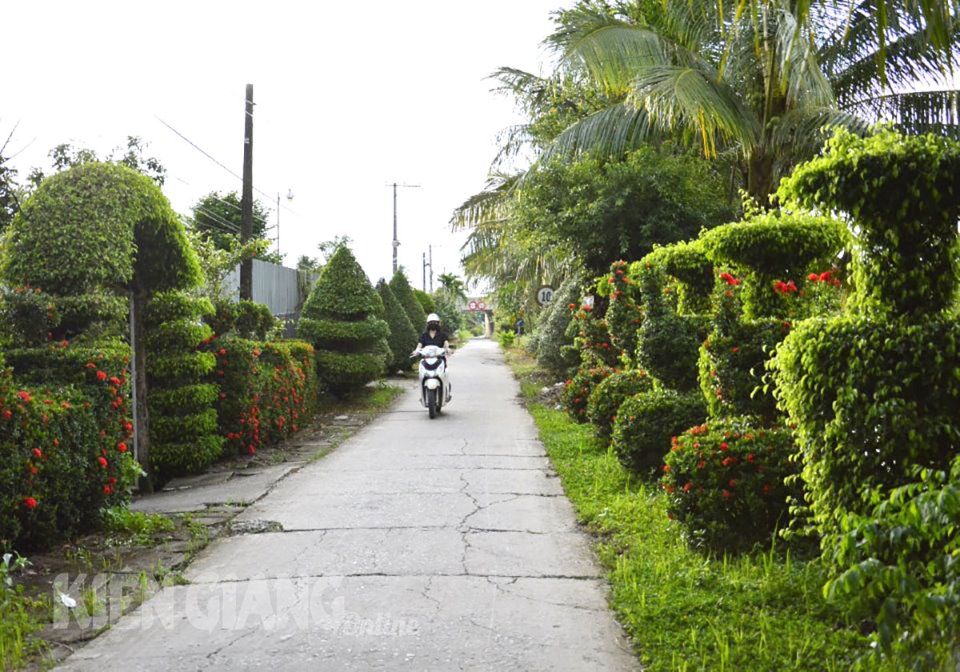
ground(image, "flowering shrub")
xmin=586 ymin=369 xmax=653 ymax=441
xmin=611 ymin=389 xmax=705 ymax=476
xmin=209 ymin=336 xmax=318 ymax=456
xmin=145 ymin=292 xmax=222 ymax=478
xmin=602 ymin=261 xmax=643 ymax=363
xmin=569 ymin=304 xmax=621 ymax=367
xmin=561 ymin=364 xmax=614 ymax=423
xmin=0 ymin=353 xmax=138 ymax=549
xmin=661 ymin=417 xmax=800 ymax=552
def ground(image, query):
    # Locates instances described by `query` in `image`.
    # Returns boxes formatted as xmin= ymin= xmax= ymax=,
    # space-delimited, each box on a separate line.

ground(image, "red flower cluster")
xmin=807 ymin=270 xmax=842 ymax=287
xmin=772 ymin=280 xmax=798 ymax=295
xmin=719 ymin=272 xmax=741 ymax=286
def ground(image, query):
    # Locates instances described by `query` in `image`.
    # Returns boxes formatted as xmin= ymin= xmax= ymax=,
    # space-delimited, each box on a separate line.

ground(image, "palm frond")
xmin=537 ymin=102 xmax=656 ymax=164
xmin=852 ymin=88 xmax=960 ymax=137
xmin=450 ymin=172 xmax=520 ymax=232
xmin=632 ymin=64 xmax=761 ymax=156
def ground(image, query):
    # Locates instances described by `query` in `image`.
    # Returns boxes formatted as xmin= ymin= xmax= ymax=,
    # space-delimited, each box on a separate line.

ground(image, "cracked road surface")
xmin=57 ymin=339 xmax=638 ymax=671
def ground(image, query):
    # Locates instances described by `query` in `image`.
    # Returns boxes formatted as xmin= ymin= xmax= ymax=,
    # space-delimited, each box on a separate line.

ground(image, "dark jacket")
xmin=419 ymin=329 xmax=448 ymax=348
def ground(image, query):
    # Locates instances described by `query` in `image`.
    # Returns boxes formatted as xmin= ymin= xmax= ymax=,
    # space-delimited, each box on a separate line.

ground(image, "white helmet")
xmin=426 ymin=313 xmax=441 ymax=327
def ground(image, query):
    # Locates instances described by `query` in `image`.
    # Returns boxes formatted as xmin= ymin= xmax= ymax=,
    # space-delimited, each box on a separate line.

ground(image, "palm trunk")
xmin=747 ymin=150 xmax=775 ymax=205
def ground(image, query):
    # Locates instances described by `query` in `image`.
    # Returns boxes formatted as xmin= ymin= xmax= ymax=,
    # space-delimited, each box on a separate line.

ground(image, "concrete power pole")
xmin=388 ymin=182 xmax=420 ymax=274
xmin=240 ymin=84 xmax=254 ymax=300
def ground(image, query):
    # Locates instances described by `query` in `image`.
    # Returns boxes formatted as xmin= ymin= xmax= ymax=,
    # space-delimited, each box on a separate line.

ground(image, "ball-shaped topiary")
xmin=377 ymin=279 xmax=417 ymax=372
xmin=561 ymin=363 xmax=614 ymax=423
xmin=611 ymin=388 xmax=706 ymax=477
xmin=390 ymin=269 xmax=427 ymax=334
xmin=297 ymin=245 xmax=389 ymax=396
xmin=586 ymin=369 xmax=653 ymax=441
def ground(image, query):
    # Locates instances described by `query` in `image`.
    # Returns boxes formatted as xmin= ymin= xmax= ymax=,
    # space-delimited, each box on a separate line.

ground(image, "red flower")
xmin=807 ymin=273 xmax=819 ymax=282
xmin=697 ymin=460 xmax=706 ymax=470
xmin=682 ymin=482 xmax=693 ymax=493
xmin=746 ymin=453 xmax=755 ymax=463
xmin=762 ymin=484 xmax=771 ymax=495
xmin=728 ymin=479 xmax=737 ymax=488
xmin=719 ymin=442 xmax=728 ymax=451
xmin=96 ymin=371 xmax=107 ymax=381
xmin=123 ymin=422 xmax=133 ymax=434
xmin=722 ymin=456 xmax=737 ymax=467
xmin=109 ymin=376 xmax=122 ymax=386
xmin=53 ymin=439 xmax=59 ymax=446
xmin=818 ymin=271 xmax=831 ymax=282
xmin=2 ymin=410 xmax=11 ymax=420
xmin=722 ymin=489 xmax=732 ymax=499
xmin=730 ymin=346 xmax=739 ymax=354
xmin=98 ymin=457 xmax=108 ymax=468
xmin=33 ymin=448 xmax=42 ymax=458
xmin=30 ymin=466 xmax=39 ymax=475
xmin=85 ymin=362 xmax=97 ymax=369
xmin=117 ymin=442 xmax=128 ymax=453
xmin=24 ymin=497 xmax=37 ymax=510
xmin=18 ymin=391 xmax=32 ymax=403
xmin=663 ymin=464 xmax=671 ymax=473
xmin=719 ymin=272 xmax=741 ymax=286
xmin=103 ymin=485 xmax=113 ymax=496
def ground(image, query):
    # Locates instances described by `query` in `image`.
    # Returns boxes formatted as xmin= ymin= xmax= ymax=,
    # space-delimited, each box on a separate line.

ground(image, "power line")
xmin=155 ymin=114 xmax=297 ymax=215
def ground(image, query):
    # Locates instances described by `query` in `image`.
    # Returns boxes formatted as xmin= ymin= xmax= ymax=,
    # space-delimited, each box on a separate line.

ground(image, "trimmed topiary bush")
xmin=569 ymin=304 xmax=620 ymax=368
xmin=297 ymin=245 xmax=389 ymax=396
xmin=390 ymin=269 xmax=427 ymax=334
xmin=644 ymin=240 xmax=714 ymax=315
xmin=661 ymin=417 xmax=800 ymax=553
xmin=586 ymin=369 xmax=653 ymax=441
xmin=535 ymin=275 xmax=581 ymax=377
xmin=611 ymin=388 xmax=706 ymax=476
xmin=413 ymin=289 xmax=436 ymax=316
xmin=377 ymin=279 xmax=417 ymax=373
xmin=561 ymin=363 xmax=614 ymax=423
xmin=634 ymin=265 xmax=707 ymax=391
xmin=603 ymin=260 xmax=643 ymax=362
xmin=699 ymin=211 xmax=846 ymax=321
xmin=145 ymin=291 xmax=222 ymax=478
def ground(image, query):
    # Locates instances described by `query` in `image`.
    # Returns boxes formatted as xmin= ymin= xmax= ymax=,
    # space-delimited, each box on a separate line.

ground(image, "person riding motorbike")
xmin=413 ymin=314 xmax=451 ymax=359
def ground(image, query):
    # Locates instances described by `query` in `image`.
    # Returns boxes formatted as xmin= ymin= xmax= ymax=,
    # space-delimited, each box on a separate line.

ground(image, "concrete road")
xmin=58 ymin=339 xmax=638 ymax=671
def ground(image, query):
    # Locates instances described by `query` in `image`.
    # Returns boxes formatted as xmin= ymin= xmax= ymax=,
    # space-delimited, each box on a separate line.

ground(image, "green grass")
xmin=504 ymin=347 xmax=892 ymax=672
xmin=0 ymin=554 xmax=46 ymax=669
xmin=101 ymin=507 xmax=175 ymax=545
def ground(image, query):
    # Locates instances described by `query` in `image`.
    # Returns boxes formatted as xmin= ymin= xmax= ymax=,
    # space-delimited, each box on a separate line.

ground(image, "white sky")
xmin=2 ymin=0 xmax=569 ymax=291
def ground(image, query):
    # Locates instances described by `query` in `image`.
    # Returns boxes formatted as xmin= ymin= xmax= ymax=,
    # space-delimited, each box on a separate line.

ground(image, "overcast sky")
xmin=3 ymin=0 xmax=571 ymax=292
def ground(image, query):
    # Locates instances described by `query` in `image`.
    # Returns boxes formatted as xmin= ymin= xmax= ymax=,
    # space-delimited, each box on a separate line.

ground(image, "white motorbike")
xmin=412 ymin=345 xmax=452 ymax=419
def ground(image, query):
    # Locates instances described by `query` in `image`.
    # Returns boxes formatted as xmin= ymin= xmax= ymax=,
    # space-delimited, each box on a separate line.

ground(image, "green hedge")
xmin=390 ymin=270 xmax=427 ymax=334
xmin=210 ymin=336 xmax=318 ymax=455
xmin=643 ymin=240 xmax=714 ymax=315
xmin=662 ymin=417 xmax=800 ymax=553
xmin=611 ymin=389 xmax=706 ymax=477
xmin=377 ymin=279 xmax=417 ymax=372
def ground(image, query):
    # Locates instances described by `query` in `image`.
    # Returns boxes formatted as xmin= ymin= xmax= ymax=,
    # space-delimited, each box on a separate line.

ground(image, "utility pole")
xmin=422 ymin=252 xmax=427 ymax=291
xmin=387 ymin=182 xmax=420 ymax=274
xmin=429 ymin=244 xmax=434 ymax=292
xmin=240 ymin=84 xmax=254 ymax=300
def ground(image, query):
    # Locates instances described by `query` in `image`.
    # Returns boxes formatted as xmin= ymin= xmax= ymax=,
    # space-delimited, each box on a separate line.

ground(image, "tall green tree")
xmin=376 ymin=279 xmax=417 ymax=371
xmin=190 ymin=191 xmax=281 ymax=263
xmin=27 ymin=135 xmax=168 ymax=188
xmin=436 ymin=273 xmax=468 ymax=301
xmin=390 ymin=269 xmax=428 ymax=333
xmin=543 ymin=0 xmax=959 ymax=200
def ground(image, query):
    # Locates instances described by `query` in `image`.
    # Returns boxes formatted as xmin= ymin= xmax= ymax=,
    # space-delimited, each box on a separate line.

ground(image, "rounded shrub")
xmin=390 ymin=269 xmax=427 ymax=334
xmin=376 ymin=279 xmax=417 ymax=373
xmin=586 ymin=369 xmax=653 ymax=440
xmin=561 ymin=364 xmax=614 ymax=423
xmin=661 ymin=417 xmax=800 ymax=553
xmin=297 ymin=245 xmax=389 ymax=396
xmin=612 ymin=388 xmax=706 ymax=476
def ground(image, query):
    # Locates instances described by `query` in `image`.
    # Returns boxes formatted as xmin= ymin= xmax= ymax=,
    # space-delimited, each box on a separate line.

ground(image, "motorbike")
xmin=412 ymin=345 xmax=452 ymax=419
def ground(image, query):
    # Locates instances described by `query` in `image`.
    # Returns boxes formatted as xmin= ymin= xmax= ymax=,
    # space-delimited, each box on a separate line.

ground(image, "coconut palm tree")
xmin=543 ymin=0 xmax=959 ymax=200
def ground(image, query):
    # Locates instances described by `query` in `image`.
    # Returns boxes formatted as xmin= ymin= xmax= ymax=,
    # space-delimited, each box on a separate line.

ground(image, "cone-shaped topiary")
xmin=390 ymin=269 xmax=427 ymax=334
xmin=297 ymin=245 xmax=389 ymax=396
xmin=376 ymin=279 xmax=417 ymax=373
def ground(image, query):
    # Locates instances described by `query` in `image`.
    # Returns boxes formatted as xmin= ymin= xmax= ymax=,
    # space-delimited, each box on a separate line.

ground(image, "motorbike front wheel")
xmin=427 ymin=388 xmax=438 ymax=419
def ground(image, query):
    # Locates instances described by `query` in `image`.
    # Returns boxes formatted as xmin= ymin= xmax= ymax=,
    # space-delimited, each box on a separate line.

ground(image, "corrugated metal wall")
xmin=222 ymin=260 xmax=318 ymax=317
